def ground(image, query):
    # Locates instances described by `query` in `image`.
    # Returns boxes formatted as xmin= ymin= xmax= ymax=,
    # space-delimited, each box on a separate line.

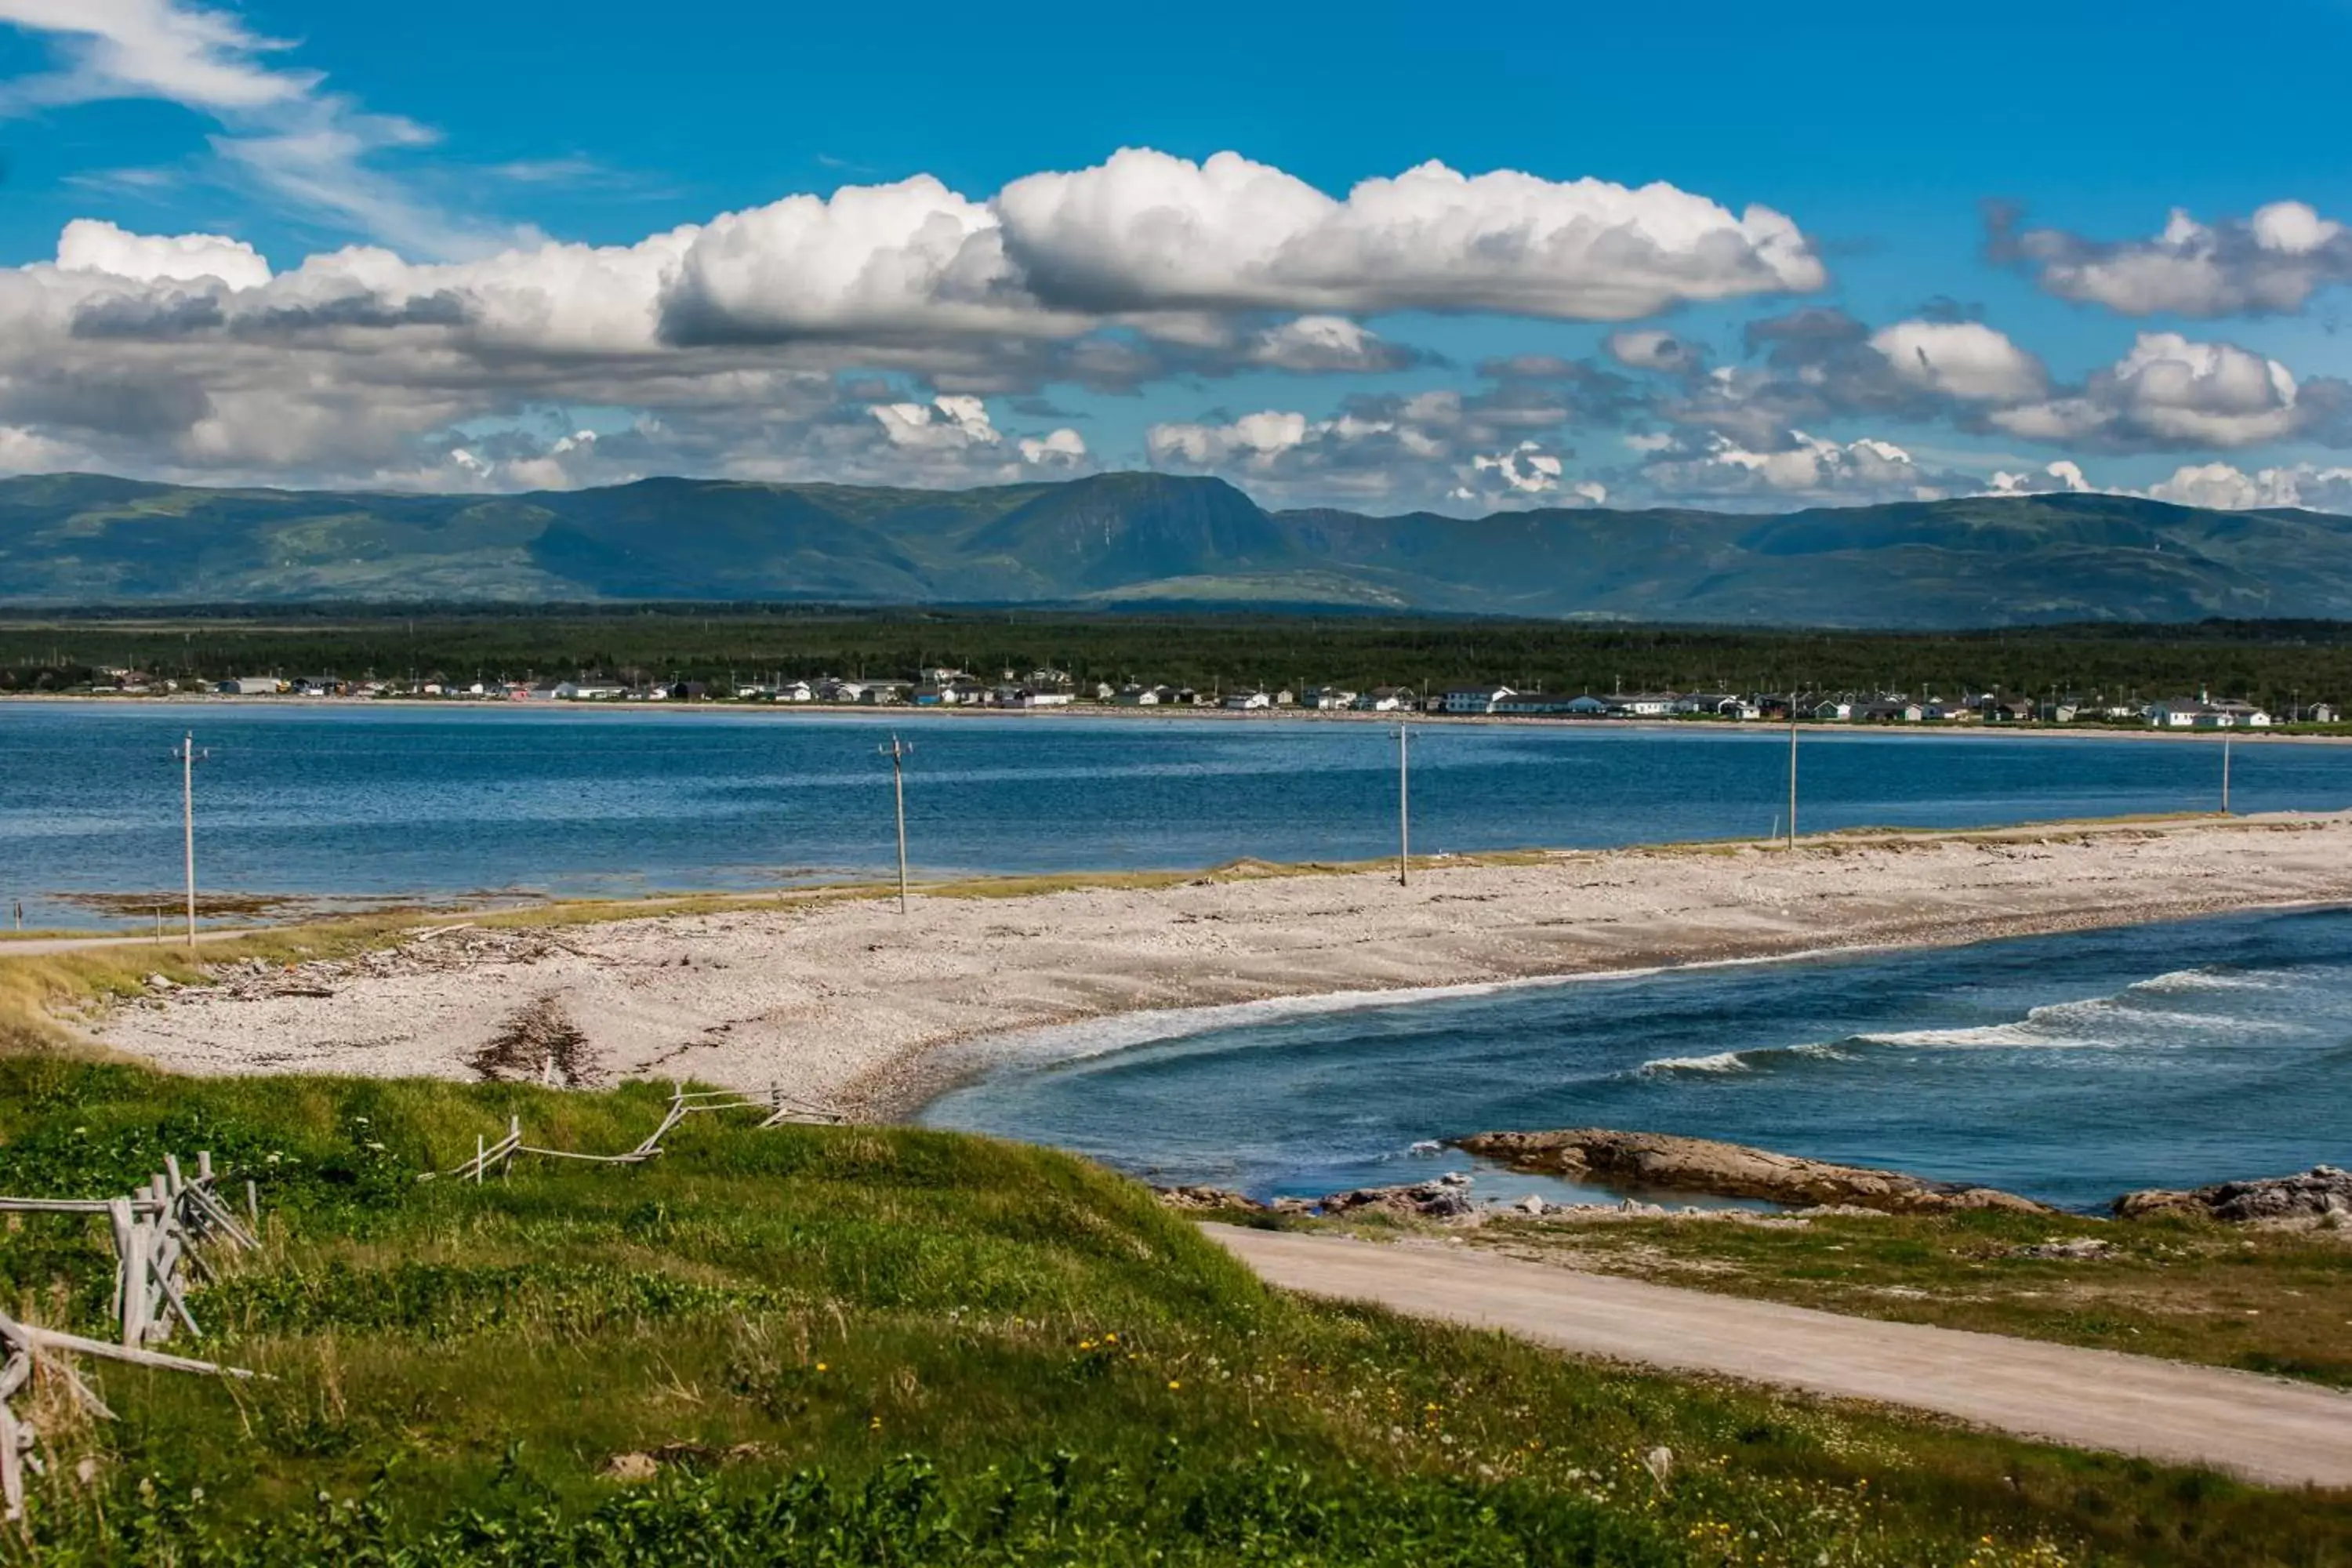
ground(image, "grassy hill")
xmin=0 ymin=1035 xmax=2347 ymax=1560
xmin=8 ymin=471 xmax=2352 ymax=626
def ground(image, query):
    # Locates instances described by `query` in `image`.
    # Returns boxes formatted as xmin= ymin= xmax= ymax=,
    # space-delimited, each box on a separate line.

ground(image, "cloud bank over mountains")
xmin=1 ymin=1 xmax=2350 ymax=516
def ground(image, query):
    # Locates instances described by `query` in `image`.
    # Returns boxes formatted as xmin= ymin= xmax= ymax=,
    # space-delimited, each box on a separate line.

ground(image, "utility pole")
xmin=879 ymin=734 xmax=913 ymax=914
xmin=1786 ymin=713 xmax=1799 ymax=850
xmin=172 ymin=733 xmax=207 ymax=949
xmin=1395 ymin=722 xmax=1411 ymax=886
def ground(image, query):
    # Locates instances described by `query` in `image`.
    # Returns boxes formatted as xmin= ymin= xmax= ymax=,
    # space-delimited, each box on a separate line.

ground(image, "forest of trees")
xmin=4 ymin=605 xmax=2350 ymax=714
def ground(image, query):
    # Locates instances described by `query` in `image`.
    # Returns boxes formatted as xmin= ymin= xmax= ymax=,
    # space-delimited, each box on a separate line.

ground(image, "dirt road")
xmin=1211 ymin=1226 xmax=2352 ymax=1490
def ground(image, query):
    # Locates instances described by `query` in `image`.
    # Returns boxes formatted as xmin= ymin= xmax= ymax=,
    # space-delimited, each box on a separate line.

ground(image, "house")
xmin=1439 ymin=684 xmax=1515 ymax=715
xmin=1352 ymin=686 xmax=1415 ymax=713
xmin=1857 ymin=701 xmax=1924 ymax=724
xmin=1977 ymin=697 xmax=2035 ymax=724
xmin=1604 ymin=691 xmax=1679 ymax=718
xmin=2212 ymin=700 xmax=2272 ymax=728
xmin=2146 ymin=699 xmax=2214 ymax=728
xmin=1298 ymin=685 xmax=1357 ymax=710
xmin=554 ymin=681 xmax=624 ymax=700
xmin=858 ymin=683 xmax=908 ymax=706
xmin=2307 ymin=701 xmax=2341 ymax=724
xmin=774 ymin=681 xmax=814 ymax=703
xmin=1493 ymin=691 xmax=1587 ymax=716
xmin=291 ymin=677 xmax=345 ymax=697
xmin=997 ymin=687 xmax=1073 ymax=709
xmin=1811 ymin=699 xmax=1853 ymax=721
xmin=1671 ymin=692 xmax=1736 ymax=717
xmin=219 ymin=676 xmax=283 ymax=695
xmin=1222 ymin=689 xmax=1274 ymax=710
xmin=1114 ymin=684 xmax=1167 ymax=706
xmin=1714 ymin=696 xmax=1762 ymax=720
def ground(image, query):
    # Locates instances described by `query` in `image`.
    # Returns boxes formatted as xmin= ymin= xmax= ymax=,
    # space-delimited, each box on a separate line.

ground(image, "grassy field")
xmin=0 ymin=1063 xmax=2347 ymax=1565
xmin=1445 ymin=1209 xmax=2352 ymax=1392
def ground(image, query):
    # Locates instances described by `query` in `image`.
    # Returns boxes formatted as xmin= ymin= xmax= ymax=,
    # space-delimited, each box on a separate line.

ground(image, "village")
xmin=60 ymin=666 xmax=2347 ymax=728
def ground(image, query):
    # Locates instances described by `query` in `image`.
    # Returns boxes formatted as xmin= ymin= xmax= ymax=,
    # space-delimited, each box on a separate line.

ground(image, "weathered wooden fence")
xmin=0 ymin=1150 xmax=261 ymax=1522
xmin=425 ymin=1082 xmax=840 ymax=1183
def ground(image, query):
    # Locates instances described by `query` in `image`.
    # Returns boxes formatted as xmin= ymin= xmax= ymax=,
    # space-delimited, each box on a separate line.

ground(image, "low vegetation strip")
xmin=1210 ymin=1226 xmax=2352 ymax=1490
xmin=1459 ymin=1207 xmax=2352 ymax=1391
xmin=0 ymin=1062 xmax=2346 ymax=1563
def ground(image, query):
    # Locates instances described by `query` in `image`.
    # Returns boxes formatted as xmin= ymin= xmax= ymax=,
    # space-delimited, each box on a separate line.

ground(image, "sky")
xmin=2 ymin=0 xmax=2352 ymax=514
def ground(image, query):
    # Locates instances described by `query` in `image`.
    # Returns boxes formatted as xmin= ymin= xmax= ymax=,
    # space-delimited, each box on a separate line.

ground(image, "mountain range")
xmin=4 ymin=470 xmax=2350 ymax=627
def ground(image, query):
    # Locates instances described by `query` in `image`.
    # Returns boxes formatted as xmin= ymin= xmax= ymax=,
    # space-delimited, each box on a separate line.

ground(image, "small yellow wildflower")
xmin=1167 ymin=1380 xmax=1181 ymax=1391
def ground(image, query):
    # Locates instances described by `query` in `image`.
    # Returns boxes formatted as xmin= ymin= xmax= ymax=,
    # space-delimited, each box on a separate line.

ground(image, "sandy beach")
xmin=84 ymin=812 xmax=2352 ymax=1117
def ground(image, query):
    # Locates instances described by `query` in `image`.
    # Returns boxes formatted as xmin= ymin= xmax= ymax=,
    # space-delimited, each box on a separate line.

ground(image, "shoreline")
xmin=72 ymin=811 xmax=2352 ymax=1120
xmin=887 ymin=891 xmax=2352 ymax=1123
xmin=5 ymin=690 xmax=2350 ymax=746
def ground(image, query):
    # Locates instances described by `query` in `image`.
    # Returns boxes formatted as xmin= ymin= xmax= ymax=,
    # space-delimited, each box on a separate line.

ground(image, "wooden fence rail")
xmin=423 ymin=1082 xmax=840 ymax=1184
xmin=0 ymin=1152 xmax=262 ymax=1523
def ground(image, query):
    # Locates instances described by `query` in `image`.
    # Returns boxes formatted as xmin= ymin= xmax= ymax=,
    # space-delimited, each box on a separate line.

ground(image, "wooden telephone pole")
xmin=1395 ymin=722 xmax=1411 ymax=886
xmin=1786 ymin=714 xmax=1798 ymax=850
xmin=172 ymin=734 xmax=208 ymax=948
xmin=879 ymin=735 xmax=913 ymax=913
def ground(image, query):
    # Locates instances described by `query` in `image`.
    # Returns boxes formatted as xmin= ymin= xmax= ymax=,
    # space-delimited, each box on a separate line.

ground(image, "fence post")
xmin=122 ymin=1218 xmax=151 ymax=1347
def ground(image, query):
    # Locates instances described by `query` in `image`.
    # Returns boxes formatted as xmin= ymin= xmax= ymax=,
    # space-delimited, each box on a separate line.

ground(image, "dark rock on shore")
xmin=1455 ymin=1129 xmax=2052 ymax=1215
xmin=1153 ymin=1172 xmax=1479 ymax=1221
xmin=2114 ymin=1166 xmax=2352 ymax=1225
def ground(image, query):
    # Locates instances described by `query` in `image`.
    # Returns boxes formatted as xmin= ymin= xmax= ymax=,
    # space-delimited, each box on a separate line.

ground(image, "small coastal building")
xmin=1439 ymin=684 xmax=1515 ymax=715
xmin=1811 ymin=699 xmax=1853 ymax=721
xmin=2307 ymin=701 xmax=2342 ymax=724
xmin=1492 ymin=691 xmax=1585 ymax=716
xmin=1222 ymin=689 xmax=1274 ymax=710
xmin=1114 ymin=684 xmax=1167 ymax=706
xmin=1298 ymin=686 xmax=1356 ymax=710
xmin=1977 ymin=696 xmax=2035 ymax=724
xmin=1352 ymin=686 xmax=1416 ymax=712
xmin=774 ymin=681 xmax=814 ymax=703
xmin=220 ymin=676 xmax=284 ymax=695
xmin=1857 ymin=701 xmax=1925 ymax=724
xmin=2143 ymin=699 xmax=2268 ymax=728
xmin=1604 ymin=692 xmax=1679 ymax=718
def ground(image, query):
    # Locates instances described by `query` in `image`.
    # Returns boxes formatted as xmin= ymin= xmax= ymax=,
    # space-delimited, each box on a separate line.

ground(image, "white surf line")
xmin=912 ymin=893 xmax=2352 ymax=1114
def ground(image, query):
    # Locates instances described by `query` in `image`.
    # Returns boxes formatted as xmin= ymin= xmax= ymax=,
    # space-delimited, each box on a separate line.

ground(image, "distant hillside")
xmin=4 ymin=470 xmax=2349 ymax=626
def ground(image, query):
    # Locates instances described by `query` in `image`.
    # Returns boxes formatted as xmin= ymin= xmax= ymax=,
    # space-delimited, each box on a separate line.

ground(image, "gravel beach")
xmin=89 ymin=812 xmax=2352 ymax=1118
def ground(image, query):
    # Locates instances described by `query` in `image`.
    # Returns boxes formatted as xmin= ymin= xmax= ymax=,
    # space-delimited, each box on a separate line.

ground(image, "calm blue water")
xmin=921 ymin=909 xmax=2352 ymax=1211
xmin=2 ymin=702 xmax=2350 ymax=931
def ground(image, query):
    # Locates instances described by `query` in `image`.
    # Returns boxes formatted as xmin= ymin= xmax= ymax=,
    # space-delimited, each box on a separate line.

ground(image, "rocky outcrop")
xmin=2114 ymin=1166 xmax=2352 ymax=1225
xmin=1455 ymin=1129 xmax=2052 ymax=1215
xmin=1154 ymin=1172 xmax=1480 ymax=1221
xmin=1154 ymin=1185 xmax=1270 ymax=1213
xmin=1315 ymin=1174 xmax=1477 ymax=1221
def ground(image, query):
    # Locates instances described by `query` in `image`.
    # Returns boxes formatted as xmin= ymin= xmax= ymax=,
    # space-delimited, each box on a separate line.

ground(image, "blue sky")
xmin=2 ymin=0 xmax=2350 ymax=512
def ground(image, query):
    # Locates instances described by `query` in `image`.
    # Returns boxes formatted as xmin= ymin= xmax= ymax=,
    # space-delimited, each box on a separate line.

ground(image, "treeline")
xmin=5 ymin=607 xmax=2352 ymax=707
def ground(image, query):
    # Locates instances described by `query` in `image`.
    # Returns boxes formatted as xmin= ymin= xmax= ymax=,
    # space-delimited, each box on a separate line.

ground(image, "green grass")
xmin=1 ymin=1064 xmax=2348 ymax=1564
xmin=1455 ymin=1209 xmax=2352 ymax=1390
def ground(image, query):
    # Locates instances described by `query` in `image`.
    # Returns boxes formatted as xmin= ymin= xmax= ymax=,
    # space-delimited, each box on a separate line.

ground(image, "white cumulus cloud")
xmin=1868 ymin=319 xmax=2047 ymax=403
xmin=1991 ymin=332 xmax=2303 ymax=449
xmin=996 ymin=147 xmax=1824 ymax=321
xmin=1998 ymin=201 xmax=2352 ymax=318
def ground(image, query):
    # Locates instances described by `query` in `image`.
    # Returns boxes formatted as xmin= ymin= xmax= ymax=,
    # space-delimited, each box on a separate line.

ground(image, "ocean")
xmin=919 ymin=907 xmax=2352 ymax=1212
xmin=5 ymin=701 xmax=2348 ymax=931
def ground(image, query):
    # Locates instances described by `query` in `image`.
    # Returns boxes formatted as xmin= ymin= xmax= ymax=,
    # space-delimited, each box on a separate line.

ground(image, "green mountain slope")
xmin=4 ymin=470 xmax=2350 ymax=626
